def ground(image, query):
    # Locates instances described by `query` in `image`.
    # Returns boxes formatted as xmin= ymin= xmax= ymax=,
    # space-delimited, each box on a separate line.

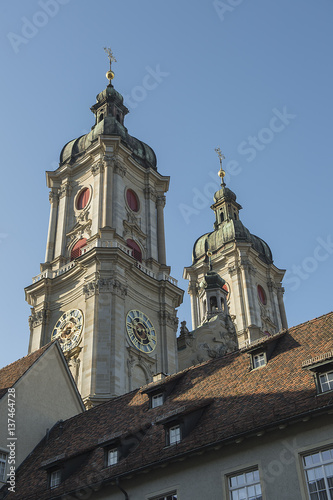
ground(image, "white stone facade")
xmin=25 ymin=135 xmax=183 ymax=407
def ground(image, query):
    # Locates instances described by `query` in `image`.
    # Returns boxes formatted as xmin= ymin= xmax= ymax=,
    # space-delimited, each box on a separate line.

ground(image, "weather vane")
xmin=215 ymin=147 xmax=226 ymax=186
xmin=104 ymin=47 xmax=117 ymax=85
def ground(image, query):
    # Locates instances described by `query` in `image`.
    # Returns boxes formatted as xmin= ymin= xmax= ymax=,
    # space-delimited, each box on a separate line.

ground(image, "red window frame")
xmin=70 ymin=238 xmax=87 ymax=260
xmin=126 ymin=239 xmax=142 ymax=262
xmin=77 ymin=188 xmax=90 ymax=210
xmin=257 ymin=285 xmax=267 ymax=305
xmin=126 ymin=189 xmax=139 ymax=212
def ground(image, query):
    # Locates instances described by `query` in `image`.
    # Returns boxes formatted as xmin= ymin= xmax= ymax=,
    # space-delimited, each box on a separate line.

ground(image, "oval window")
xmin=257 ymin=285 xmax=267 ymax=305
xmin=70 ymin=238 xmax=87 ymax=261
xmin=77 ymin=188 xmax=90 ymax=210
xmin=126 ymin=239 xmax=142 ymax=262
xmin=126 ymin=189 xmax=139 ymax=212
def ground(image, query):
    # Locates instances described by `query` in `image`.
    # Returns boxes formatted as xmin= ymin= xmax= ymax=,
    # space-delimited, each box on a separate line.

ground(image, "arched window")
xmin=210 ymin=296 xmax=218 ymax=310
xmin=70 ymin=238 xmax=87 ymax=261
xmin=77 ymin=188 xmax=90 ymax=210
xmin=126 ymin=239 xmax=142 ymax=262
xmin=126 ymin=189 xmax=139 ymax=212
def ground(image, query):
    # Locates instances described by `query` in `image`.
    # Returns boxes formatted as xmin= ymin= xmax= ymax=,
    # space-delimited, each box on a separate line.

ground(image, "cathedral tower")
xmin=25 ymin=54 xmax=183 ymax=406
xmin=183 ymin=152 xmax=288 ymax=347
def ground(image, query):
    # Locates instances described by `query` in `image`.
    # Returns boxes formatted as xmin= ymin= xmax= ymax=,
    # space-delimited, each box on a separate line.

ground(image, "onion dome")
xmin=192 ymin=149 xmax=273 ymax=265
xmin=60 ymin=52 xmax=157 ymax=169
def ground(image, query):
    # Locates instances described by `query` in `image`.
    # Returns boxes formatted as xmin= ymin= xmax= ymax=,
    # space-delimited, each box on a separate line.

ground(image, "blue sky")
xmin=1 ymin=0 xmax=332 ymax=368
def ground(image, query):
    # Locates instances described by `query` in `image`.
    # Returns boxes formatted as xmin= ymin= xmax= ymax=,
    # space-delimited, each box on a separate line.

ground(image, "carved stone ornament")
xmin=28 ymin=308 xmax=50 ymax=329
xmin=49 ymin=190 xmax=59 ymax=205
xmin=91 ymin=160 xmax=104 ymax=176
xmin=159 ymin=310 xmax=179 ymax=331
xmin=144 ymin=186 xmax=157 ymax=202
xmin=59 ymin=181 xmax=73 ymax=199
xmin=83 ymin=278 xmax=128 ymax=299
xmin=103 ymin=154 xmax=116 ymax=168
xmin=123 ymin=219 xmax=146 ymax=241
xmin=199 ymin=336 xmax=238 ymax=359
xmin=66 ymin=217 xmax=92 ymax=247
xmin=156 ymin=195 xmax=166 ymax=208
xmin=113 ymin=160 xmax=127 ymax=178
xmin=228 ymin=264 xmax=240 ymax=277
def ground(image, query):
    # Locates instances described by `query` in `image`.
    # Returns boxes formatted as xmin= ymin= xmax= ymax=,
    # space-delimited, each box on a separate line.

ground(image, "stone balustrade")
xmin=32 ymin=240 xmax=178 ymax=286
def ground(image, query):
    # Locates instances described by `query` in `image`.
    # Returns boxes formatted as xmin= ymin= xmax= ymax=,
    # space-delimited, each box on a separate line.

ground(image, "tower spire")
xmin=215 ymin=147 xmax=226 ymax=186
xmin=104 ymin=47 xmax=117 ymax=86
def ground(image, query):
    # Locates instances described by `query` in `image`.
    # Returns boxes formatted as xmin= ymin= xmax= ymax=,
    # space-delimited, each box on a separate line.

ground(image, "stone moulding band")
xmin=32 ymin=240 xmax=178 ymax=286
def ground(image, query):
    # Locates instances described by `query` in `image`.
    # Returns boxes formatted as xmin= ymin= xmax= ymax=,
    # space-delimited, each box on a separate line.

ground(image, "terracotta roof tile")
xmin=2 ymin=312 xmax=333 ymax=499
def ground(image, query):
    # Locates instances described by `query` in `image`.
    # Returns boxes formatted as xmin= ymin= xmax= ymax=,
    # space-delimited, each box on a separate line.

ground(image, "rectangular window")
xmin=253 ymin=353 xmax=266 ymax=369
xmin=50 ymin=469 xmax=61 ymax=489
xmin=0 ymin=453 xmax=7 ymax=482
xmin=108 ymin=448 xmax=118 ymax=466
xmin=149 ymin=492 xmax=177 ymax=500
xmin=228 ymin=469 xmax=262 ymax=500
xmin=152 ymin=393 xmax=164 ymax=408
xmin=319 ymin=371 xmax=333 ymax=393
xmin=169 ymin=425 xmax=181 ymax=445
xmin=303 ymin=447 xmax=333 ymax=499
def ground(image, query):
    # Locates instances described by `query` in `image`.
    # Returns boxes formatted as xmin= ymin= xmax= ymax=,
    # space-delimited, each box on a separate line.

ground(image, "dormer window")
xmin=253 ymin=352 xmax=266 ymax=369
xmin=319 ymin=371 xmax=333 ymax=393
xmin=107 ymin=448 xmax=118 ymax=466
xmin=168 ymin=425 xmax=181 ymax=446
xmin=151 ymin=393 xmax=164 ymax=408
xmin=302 ymin=352 xmax=333 ymax=395
xmin=49 ymin=469 xmax=61 ymax=489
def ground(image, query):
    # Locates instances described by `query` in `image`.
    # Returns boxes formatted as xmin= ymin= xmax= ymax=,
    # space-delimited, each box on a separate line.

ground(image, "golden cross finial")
xmin=104 ymin=47 xmax=117 ymax=85
xmin=215 ymin=147 xmax=226 ymax=186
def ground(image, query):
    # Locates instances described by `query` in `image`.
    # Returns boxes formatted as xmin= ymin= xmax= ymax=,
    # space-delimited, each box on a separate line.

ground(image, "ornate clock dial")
xmin=126 ymin=310 xmax=157 ymax=353
xmin=51 ymin=309 xmax=84 ymax=352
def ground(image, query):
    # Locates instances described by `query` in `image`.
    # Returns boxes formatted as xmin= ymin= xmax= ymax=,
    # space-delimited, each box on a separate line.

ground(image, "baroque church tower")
xmin=183 ymin=151 xmax=288 ymax=348
xmin=25 ymin=53 xmax=183 ymax=407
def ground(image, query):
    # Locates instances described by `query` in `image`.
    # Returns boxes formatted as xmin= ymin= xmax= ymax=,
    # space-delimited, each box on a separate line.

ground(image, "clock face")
xmin=126 ymin=310 xmax=157 ymax=353
xmin=51 ymin=309 xmax=84 ymax=352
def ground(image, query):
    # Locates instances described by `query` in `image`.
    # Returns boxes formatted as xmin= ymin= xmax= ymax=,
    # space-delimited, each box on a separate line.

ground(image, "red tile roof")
xmin=0 ymin=343 xmax=51 ymax=398
xmin=2 ymin=312 xmax=333 ymax=499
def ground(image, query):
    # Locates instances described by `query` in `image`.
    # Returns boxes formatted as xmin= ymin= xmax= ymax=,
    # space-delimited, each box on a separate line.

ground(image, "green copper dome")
xmin=60 ymin=85 xmax=157 ymax=170
xmin=192 ymin=220 xmax=273 ymax=264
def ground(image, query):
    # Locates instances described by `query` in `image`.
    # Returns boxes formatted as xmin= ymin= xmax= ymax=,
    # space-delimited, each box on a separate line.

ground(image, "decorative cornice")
xmin=83 ymin=278 xmax=127 ymax=299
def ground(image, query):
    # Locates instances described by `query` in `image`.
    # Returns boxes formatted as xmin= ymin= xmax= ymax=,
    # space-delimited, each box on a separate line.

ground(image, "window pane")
xmin=229 ymin=469 xmax=262 ymax=500
xmin=304 ymin=449 xmax=333 ymax=500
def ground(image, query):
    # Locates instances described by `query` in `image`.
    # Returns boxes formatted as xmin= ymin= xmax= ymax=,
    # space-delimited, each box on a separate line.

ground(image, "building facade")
xmin=25 ymin=76 xmax=183 ymax=407
xmin=184 ymin=173 xmax=288 ymax=348
xmin=3 ymin=313 xmax=333 ymax=500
